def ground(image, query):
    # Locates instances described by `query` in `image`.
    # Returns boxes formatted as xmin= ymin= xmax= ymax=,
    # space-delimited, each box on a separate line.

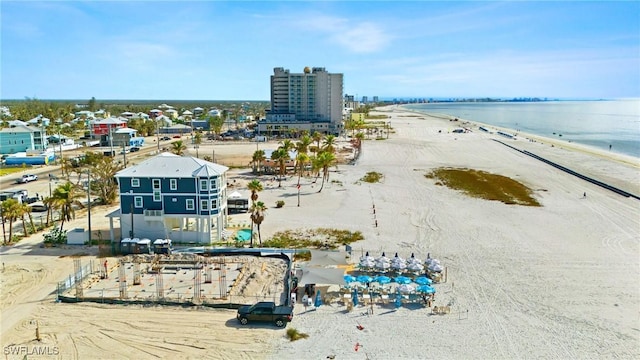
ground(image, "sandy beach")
xmin=1 ymin=106 xmax=639 ymax=359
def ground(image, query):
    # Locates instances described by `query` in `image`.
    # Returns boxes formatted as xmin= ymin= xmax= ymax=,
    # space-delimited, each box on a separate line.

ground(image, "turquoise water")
xmin=235 ymin=229 xmax=252 ymax=242
xmin=404 ymin=100 xmax=640 ymax=158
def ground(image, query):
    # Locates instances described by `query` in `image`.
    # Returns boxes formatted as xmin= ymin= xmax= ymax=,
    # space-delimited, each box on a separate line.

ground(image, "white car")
xmin=18 ymin=174 xmax=38 ymax=183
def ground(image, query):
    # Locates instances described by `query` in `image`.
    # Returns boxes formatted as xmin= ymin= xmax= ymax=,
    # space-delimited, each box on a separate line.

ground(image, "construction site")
xmin=57 ymin=252 xmax=292 ymax=307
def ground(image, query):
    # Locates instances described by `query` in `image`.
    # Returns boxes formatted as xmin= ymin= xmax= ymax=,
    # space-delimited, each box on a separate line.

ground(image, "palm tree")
xmin=250 ymin=201 xmax=267 ymax=246
xmin=1 ymin=199 xmax=21 ymax=244
xmin=247 ymin=180 xmax=263 ymax=205
xmin=193 ymin=133 xmax=202 ymax=158
xmin=247 ymin=180 xmax=263 ymax=247
xmin=295 ymin=152 xmax=310 ymax=187
xmin=315 ymin=151 xmax=337 ymax=193
xmin=322 ymin=134 xmax=337 ymax=154
xmin=279 ymin=139 xmax=295 ymax=153
xmin=270 ymin=148 xmax=289 ymax=187
xmin=251 ymin=149 xmax=266 ymax=174
xmin=90 ymin=156 xmax=124 ymax=205
xmin=312 ymin=132 xmax=323 ymax=155
xmin=51 ymin=182 xmax=84 ymax=232
xmin=171 ymin=140 xmax=187 ymax=155
xmin=296 ymin=135 xmax=312 ymax=155
xmin=43 ymin=196 xmax=55 ymax=226
xmin=19 ymin=202 xmax=35 ymax=236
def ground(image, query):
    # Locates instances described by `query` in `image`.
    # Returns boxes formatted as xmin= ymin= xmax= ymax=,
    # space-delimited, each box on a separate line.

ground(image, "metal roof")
xmin=115 ymin=152 xmax=228 ymax=178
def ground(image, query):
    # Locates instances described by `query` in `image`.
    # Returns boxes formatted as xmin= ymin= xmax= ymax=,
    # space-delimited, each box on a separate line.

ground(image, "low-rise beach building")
xmin=0 ymin=124 xmax=48 ymax=155
xmin=108 ymin=153 xmax=229 ymax=244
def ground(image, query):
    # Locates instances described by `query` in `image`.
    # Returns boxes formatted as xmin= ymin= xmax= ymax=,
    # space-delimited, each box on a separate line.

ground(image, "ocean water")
xmin=404 ymin=100 xmax=640 ymax=158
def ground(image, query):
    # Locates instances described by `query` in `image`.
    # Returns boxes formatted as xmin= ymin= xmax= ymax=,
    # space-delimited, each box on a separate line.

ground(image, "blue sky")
xmin=2 ymin=1 xmax=639 ymax=100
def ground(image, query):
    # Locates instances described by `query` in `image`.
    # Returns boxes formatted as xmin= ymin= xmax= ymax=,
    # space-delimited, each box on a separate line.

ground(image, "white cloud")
xmin=331 ymin=22 xmax=391 ymax=53
xmin=293 ymin=14 xmax=392 ymax=53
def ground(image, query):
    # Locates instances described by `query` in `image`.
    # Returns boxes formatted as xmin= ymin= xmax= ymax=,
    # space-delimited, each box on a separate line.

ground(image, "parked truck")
xmin=236 ymin=301 xmax=293 ymax=328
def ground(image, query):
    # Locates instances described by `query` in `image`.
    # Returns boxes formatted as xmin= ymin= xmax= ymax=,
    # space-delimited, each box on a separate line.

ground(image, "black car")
xmin=130 ymin=147 xmax=140 ymax=152
xmin=161 ymin=136 xmax=171 ymax=140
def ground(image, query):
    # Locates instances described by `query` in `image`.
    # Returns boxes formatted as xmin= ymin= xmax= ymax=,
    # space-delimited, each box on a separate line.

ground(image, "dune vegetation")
xmin=426 ymin=167 xmax=541 ymax=206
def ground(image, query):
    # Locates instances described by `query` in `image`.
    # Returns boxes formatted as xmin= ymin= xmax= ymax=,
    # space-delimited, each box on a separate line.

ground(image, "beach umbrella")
xmin=428 ymin=263 xmax=444 ymax=272
xmin=344 ymin=275 xmax=357 ymax=284
xmin=359 ymin=251 xmax=375 ymax=263
xmin=374 ymin=275 xmax=391 ymax=284
xmin=356 ymin=275 xmax=373 ymax=284
xmin=394 ymin=276 xmax=412 ymax=285
xmin=394 ymin=293 xmax=402 ymax=308
xmin=407 ymin=262 xmax=424 ymax=272
xmin=376 ymin=253 xmax=390 ymax=263
xmin=414 ymin=276 xmax=432 ymax=285
xmin=407 ymin=255 xmax=422 ymax=265
xmin=398 ymin=284 xmax=415 ymax=293
xmin=374 ymin=260 xmax=391 ymax=271
xmin=391 ymin=258 xmax=407 ymax=271
xmin=417 ymin=285 xmax=436 ymax=294
xmin=352 ymin=288 xmax=359 ymax=306
xmin=314 ymin=290 xmax=323 ymax=308
xmin=358 ymin=258 xmax=375 ymax=270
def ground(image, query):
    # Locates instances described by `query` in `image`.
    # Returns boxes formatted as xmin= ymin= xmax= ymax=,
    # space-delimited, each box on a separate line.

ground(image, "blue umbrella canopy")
xmin=414 ymin=276 xmax=433 ymax=285
xmin=374 ymin=275 xmax=391 ymax=284
xmin=394 ymin=276 xmax=412 ymax=285
xmin=352 ymin=288 xmax=359 ymax=306
xmin=314 ymin=290 xmax=323 ymax=307
xmin=344 ymin=275 xmax=357 ymax=284
xmin=356 ymin=275 xmax=373 ymax=284
xmin=394 ymin=293 xmax=402 ymax=308
xmin=417 ymin=285 xmax=436 ymax=294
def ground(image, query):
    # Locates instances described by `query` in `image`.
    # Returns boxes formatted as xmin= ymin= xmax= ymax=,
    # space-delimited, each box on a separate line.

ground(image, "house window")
xmin=134 ymin=196 xmax=143 ymax=208
xmin=170 ymin=179 xmax=177 ymax=190
xmin=211 ymin=199 xmax=218 ymax=209
xmin=152 ymin=179 xmax=161 ymax=190
xmin=209 ymin=179 xmax=217 ymax=190
xmin=201 ymin=199 xmax=209 ymax=211
xmin=153 ymin=191 xmax=161 ymax=202
xmin=200 ymin=179 xmax=208 ymax=191
xmin=131 ymin=178 xmax=140 ymax=187
xmin=186 ymin=199 xmax=194 ymax=210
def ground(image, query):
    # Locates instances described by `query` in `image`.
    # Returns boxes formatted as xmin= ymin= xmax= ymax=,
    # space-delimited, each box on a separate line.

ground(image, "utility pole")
xmin=58 ymin=131 xmax=63 ymax=170
xmin=122 ymin=143 xmax=127 ymax=166
xmin=156 ymin=119 xmax=161 ymax=153
xmin=109 ymin=126 xmax=114 ymax=157
xmin=87 ymin=169 xmax=92 ymax=244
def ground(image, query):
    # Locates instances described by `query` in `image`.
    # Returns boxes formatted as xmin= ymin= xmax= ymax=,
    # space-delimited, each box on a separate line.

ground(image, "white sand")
xmin=1 ymin=106 xmax=638 ymax=359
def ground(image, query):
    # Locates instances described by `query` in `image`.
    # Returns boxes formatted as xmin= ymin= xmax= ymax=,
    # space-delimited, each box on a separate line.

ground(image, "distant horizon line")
xmin=1 ymin=97 xmax=636 ymax=103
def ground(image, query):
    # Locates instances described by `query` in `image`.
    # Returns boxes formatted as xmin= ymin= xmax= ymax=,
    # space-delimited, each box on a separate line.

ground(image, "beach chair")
xmin=380 ymin=294 xmax=389 ymax=304
xmin=342 ymin=293 xmax=352 ymax=305
xmin=362 ymin=293 xmax=371 ymax=304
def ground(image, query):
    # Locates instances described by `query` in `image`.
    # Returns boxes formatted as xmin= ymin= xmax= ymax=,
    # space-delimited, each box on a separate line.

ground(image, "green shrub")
xmin=276 ymin=200 xmax=285 ymax=208
xmin=286 ymin=328 xmax=309 ymax=341
xmin=43 ymin=228 xmax=67 ymax=245
xmin=361 ymin=171 xmax=383 ymax=183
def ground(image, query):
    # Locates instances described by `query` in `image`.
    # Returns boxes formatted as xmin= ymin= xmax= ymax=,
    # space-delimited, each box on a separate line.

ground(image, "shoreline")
xmin=396 ymin=104 xmax=640 ymax=165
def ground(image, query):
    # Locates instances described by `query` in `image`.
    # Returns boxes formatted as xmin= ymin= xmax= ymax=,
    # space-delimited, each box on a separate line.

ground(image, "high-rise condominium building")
xmin=259 ymin=67 xmax=344 ymax=135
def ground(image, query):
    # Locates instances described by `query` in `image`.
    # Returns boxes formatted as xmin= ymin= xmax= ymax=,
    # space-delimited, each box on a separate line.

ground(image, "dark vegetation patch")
xmin=361 ymin=171 xmax=383 ymax=183
xmin=425 ymin=167 xmax=541 ymax=206
xmin=263 ymin=228 xmax=364 ymax=249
